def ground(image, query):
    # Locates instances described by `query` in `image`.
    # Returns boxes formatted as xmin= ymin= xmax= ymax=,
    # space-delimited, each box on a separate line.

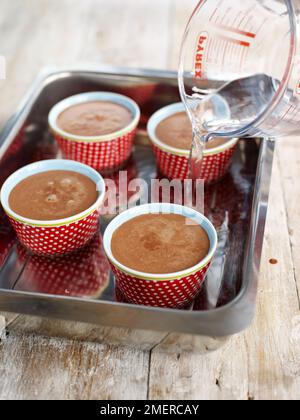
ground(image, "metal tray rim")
xmin=0 ymin=66 xmax=275 ymax=337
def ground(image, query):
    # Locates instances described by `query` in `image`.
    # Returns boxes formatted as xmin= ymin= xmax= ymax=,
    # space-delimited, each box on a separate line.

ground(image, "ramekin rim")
xmin=103 ymin=203 xmax=218 ymax=281
xmin=147 ymin=102 xmax=239 ymax=157
xmin=0 ymin=159 xmax=106 ymax=227
xmin=48 ymin=91 xmax=141 ymax=143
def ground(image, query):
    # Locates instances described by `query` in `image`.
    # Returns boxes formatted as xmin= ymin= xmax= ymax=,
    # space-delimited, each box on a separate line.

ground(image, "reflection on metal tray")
xmin=0 ymin=68 xmax=274 ymax=351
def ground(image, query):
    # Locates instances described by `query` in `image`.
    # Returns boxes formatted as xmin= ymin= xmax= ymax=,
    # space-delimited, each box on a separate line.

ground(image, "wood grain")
xmin=0 ymin=0 xmax=173 ymax=127
xmin=148 ymin=153 xmax=300 ymax=401
xmin=1 ymin=0 xmax=300 ymax=401
xmin=7 ymin=315 xmax=169 ymax=352
xmin=0 ymin=330 xmax=150 ymax=400
xmin=277 ymin=139 xmax=300 ymax=301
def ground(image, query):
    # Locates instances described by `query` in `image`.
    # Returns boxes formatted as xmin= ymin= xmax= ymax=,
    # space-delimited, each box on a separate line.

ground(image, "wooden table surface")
xmin=0 ymin=0 xmax=300 ymax=401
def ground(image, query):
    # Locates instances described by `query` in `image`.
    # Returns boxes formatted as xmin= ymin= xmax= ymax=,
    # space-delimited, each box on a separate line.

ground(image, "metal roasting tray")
xmin=0 ymin=67 xmax=274 ymax=352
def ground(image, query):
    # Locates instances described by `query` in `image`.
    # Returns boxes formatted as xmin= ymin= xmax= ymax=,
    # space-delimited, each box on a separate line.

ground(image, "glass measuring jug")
xmin=178 ymin=0 xmax=300 ymax=140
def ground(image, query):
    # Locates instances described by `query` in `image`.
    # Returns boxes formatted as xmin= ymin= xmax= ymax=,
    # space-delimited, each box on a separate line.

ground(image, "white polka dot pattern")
xmin=110 ymin=263 xmax=210 ymax=309
xmin=54 ymin=130 xmax=136 ymax=171
xmin=17 ymin=234 xmax=110 ymax=298
xmin=153 ymin=144 xmax=237 ymax=182
xmin=9 ymin=210 xmax=100 ymax=256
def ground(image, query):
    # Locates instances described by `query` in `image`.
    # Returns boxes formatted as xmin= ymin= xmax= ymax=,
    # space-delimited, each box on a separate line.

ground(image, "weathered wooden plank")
xmin=244 ymin=151 xmax=300 ymax=400
xmin=148 ymin=334 xmax=249 ymax=400
xmin=8 ymin=314 xmax=169 ymax=352
xmin=0 ymin=313 xmax=19 ymax=329
xmin=148 ymin=151 xmax=300 ymax=400
xmin=0 ymin=330 xmax=150 ymax=400
xmin=277 ymin=139 xmax=300 ymax=303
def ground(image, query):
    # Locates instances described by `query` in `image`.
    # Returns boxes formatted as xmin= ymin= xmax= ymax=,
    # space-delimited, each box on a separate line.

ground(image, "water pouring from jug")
xmin=178 ymin=0 xmax=300 ymax=179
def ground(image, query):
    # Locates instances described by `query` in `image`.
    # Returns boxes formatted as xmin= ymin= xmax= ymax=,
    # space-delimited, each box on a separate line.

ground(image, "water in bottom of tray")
xmin=0 ymin=135 xmax=259 ymax=311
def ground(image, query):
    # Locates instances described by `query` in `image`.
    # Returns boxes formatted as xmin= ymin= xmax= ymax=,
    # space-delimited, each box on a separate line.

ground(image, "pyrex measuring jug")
xmin=178 ymin=0 xmax=300 ymax=139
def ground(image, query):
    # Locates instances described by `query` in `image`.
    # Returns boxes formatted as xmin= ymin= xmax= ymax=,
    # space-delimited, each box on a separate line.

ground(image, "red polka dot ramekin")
xmin=147 ymin=103 xmax=239 ymax=183
xmin=48 ymin=92 xmax=141 ymax=173
xmin=0 ymin=159 xmax=106 ymax=256
xmin=103 ymin=203 xmax=218 ymax=309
